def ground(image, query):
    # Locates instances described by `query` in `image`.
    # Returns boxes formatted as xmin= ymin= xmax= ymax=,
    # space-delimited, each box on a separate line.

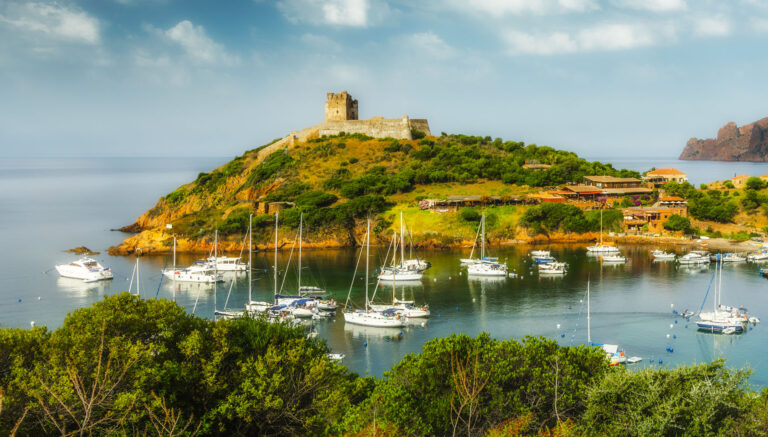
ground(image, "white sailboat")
xmin=344 ymin=219 xmax=407 ymax=328
xmin=162 ymin=235 xmax=222 ymax=283
xmin=696 ymin=257 xmax=752 ymax=332
xmin=295 ymin=213 xmax=336 ymax=312
xmin=243 ymin=213 xmax=272 ymax=314
xmin=378 ymin=215 xmax=424 ymax=281
xmin=586 ymin=281 xmax=630 ymax=365
xmin=651 ymin=250 xmax=676 ymax=261
xmin=467 ymin=212 xmax=507 ymax=276
xmin=370 ymin=263 xmax=430 ymax=318
xmin=55 ymin=257 xmax=113 ymax=282
xmin=586 ymin=207 xmax=619 ymax=254
xmin=460 ymin=220 xmax=487 ymax=265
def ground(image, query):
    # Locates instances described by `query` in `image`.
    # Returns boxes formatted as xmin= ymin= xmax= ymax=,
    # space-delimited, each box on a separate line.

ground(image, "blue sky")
xmin=2 ymin=0 xmax=768 ymax=158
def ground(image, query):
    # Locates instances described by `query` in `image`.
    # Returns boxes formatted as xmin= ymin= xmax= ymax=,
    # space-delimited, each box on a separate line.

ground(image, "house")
xmin=643 ymin=168 xmax=688 ymax=187
xmin=731 ymin=174 xmax=750 ymax=188
xmin=658 ymin=196 xmax=687 ymax=207
xmin=580 ymin=176 xmax=653 ymax=197
xmin=623 ymin=206 xmax=688 ymax=234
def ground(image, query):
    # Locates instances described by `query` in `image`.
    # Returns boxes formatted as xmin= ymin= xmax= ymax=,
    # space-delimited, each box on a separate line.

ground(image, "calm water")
xmin=1 ymin=157 xmax=767 ymax=387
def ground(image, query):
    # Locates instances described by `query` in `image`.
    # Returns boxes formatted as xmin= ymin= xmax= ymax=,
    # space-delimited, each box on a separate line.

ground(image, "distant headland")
xmin=680 ymin=117 xmax=768 ymax=162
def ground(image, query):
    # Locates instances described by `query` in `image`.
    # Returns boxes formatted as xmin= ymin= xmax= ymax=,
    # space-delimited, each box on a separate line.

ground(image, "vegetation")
xmin=2 ymin=296 xmax=767 ymax=436
xmin=663 ymin=214 xmax=696 ymax=235
xmin=520 ymin=204 xmax=622 ymax=235
xmin=664 ymin=182 xmax=739 ymax=223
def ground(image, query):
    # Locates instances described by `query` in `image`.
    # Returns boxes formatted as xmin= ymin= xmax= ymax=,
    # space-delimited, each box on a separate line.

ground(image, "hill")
xmin=680 ymin=117 xmax=768 ymax=161
xmin=109 ymin=133 xmax=640 ymax=255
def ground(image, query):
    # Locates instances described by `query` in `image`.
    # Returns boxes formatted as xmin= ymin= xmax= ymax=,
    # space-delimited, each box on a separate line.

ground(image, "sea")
xmin=2 ymin=156 xmax=768 ymax=385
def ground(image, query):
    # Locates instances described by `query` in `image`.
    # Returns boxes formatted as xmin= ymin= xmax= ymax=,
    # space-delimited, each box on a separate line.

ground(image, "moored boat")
xmin=55 ymin=257 xmax=113 ymax=282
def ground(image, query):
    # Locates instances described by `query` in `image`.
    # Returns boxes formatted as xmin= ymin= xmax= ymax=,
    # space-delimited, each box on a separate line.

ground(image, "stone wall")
xmin=317 ymin=115 xmax=431 ymax=140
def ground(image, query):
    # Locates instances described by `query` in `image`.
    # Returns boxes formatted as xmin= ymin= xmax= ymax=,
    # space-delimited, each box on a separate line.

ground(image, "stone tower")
xmin=325 ymin=91 xmax=358 ymax=122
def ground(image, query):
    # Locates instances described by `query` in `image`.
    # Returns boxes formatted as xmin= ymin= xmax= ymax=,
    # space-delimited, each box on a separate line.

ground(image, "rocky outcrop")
xmin=680 ymin=117 xmax=768 ymax=161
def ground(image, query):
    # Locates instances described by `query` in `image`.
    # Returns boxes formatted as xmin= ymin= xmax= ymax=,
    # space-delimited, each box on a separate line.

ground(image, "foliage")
xmin=723 ymin=180 xmax=735 ymax=189
xmin=243 ymin=150 xmax=294 ymax=189
xmin=164 ymin=187 xmax=189 ymax=205
xmin=663 ymin=214 xmax=695 ymax=235
xmin=460 ymin=208 xmax=481 ymax=222
xmin=343 ymin=334 xmax=609 ymax=436
xmin=746 ymin=177 xmax=767 ymax=191
xmin=411 ymin=129 xmax=426 ymax=140
xmin=295 ymin=191 xmax=338 ymax=209
xmin=582 ymin=360 xmax=752 ymax=436
xmin=664 ymin=182 xmax=739 ymax=223
xmin=0 ymin=294 xmax=365 ymax=436
xmin=520 ymin=204 xmax=622 ymax=235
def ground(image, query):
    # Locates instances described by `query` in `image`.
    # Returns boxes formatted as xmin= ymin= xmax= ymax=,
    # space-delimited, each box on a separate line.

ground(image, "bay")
xmin=1 ymin=157 xmax=766 ymax=388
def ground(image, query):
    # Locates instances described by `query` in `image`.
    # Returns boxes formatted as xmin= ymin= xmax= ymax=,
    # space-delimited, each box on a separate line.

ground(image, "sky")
xmin=2 ymin=0 xmax=768 ymax=158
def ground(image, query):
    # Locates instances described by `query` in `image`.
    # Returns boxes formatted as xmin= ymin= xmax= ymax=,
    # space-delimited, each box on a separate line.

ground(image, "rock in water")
xmin=66 ymin=246 xmax=99 ymax=255
xmin=680 ymin=117 xmax=768 ymax=162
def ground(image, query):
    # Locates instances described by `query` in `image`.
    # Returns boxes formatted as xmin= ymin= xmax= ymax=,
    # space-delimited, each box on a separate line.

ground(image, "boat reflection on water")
xmin=467 ymin=275 xmax=507 ymax=286
xmin=56 ymin=277 xmax=112 ymax=297
xmin=344 ymin=323 xmax=405 ymax=341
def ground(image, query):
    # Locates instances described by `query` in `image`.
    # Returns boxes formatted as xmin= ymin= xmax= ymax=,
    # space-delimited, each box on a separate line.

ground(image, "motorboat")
xmin=163 ymin=263 xmax=222 ymax=283
xmin=287 ymin=298 xmax=318 ymax=318
xmin=601 ymin=254 xmax=627 ymax=264
xmin=678 ymin=252 xmax=710 ymax=265
xmin=206 ymin=256 xmax=247 ymax=271
xmin=720 ymin=253 xmax=746 ymax=263
xmin=530 ymin=250 xmax=551 ymax=258
xmin=651 ymin=250 xmax=676 ymax=261
xmin=539 ymin=262 xmax=567 ymax=275
xmin=748 ymin=251 xmax=768 ymax=262
xmin=55 ymin=257 xmax=113 ymax=282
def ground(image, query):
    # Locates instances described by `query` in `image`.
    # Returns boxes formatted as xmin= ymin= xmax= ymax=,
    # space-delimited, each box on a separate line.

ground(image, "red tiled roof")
xmin=646 ymin=168 xmax=686 ymax=176
xmin=660 ymin=196 xmax=685 ymax=201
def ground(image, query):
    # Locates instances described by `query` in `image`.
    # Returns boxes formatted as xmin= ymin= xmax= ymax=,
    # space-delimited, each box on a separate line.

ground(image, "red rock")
xmin=680 ymin=117 xmax=768 ymax=161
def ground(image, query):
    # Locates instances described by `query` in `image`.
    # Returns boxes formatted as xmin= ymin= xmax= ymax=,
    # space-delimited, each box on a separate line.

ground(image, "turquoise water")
xmin=1 ymin=157 xmax=767 ymax=386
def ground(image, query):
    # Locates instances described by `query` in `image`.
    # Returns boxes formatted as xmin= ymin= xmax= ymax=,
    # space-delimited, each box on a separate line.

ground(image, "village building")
xmin=658 ymin=196 xmax=687 ymax=207
xmin=622 ymin=205 xmax=688 ymax=235
xmin=731 ymin=174 xmax=750 ymax=188
xmin=643 ymin=168 xmax=688 ymax=187
xmin=562 ymin=176 xmax=652 ymax=199
xmin=419 ymin=195 xmax=523 ymax=211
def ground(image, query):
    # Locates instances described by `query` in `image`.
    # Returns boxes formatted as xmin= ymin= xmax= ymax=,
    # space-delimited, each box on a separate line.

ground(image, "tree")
xmin=746 ymin=177 xmax=767 ymax=191
xmin=663 ymin=214 xmax=695 ymax=235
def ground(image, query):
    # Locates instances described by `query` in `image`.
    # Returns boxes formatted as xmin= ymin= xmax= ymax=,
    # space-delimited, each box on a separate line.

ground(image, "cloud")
xmin=503 ymin=22 xmax=671 ymax=55
xmin=164 ymin=20 xmax=239 ymax=65
xmin=405 ymin=32 xmax=457 ymax=59
xmin=300 ymin=33 xmax=342 ymax=51
xmin=448 ymin=0 xmax=598 ymax=16
xmin=692 ymin=16 xmax=730 ymax=37
xmin=612 ymin=0 xmax=686 ymax=12
xmin=276 ymin=0 xmax=390 ymax=27
xmin=0 ymin=2 xmax=100 ymax=45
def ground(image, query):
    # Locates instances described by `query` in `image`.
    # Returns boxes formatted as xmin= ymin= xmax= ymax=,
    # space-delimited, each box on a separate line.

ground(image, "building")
xmin=658 ymin=196 xmax=687 ymax=207
xmin=572 ymin=176 xmax=653 ymax=197
xmin=731 ymin=174 xmax=750 ymax=188
xmin=583 ymin=176 xmax=642 ymax=189
xmin=325 ymin=91 xmax=358 ymax=122
xmin=643 ymin=168 xmax=688 ymax=187
xmin=623 ymin=206 xmax=687 ymax=234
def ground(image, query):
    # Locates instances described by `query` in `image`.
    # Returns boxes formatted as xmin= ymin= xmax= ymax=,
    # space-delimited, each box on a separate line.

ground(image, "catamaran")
xmin=344 ymin=220 xmax=407 ymax=328
xmin=55 ymin=257 xmax=113 ymax=282
xmin=467 ymin=212 xmax=508 ymax=276
xmin=586 ymin=207 xmax=619 ymax=254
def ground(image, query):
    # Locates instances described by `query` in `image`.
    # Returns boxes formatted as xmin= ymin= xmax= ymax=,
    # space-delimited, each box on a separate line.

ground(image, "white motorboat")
xmin=539 ymin=262 xmax=567 ymax=275
xmin=343 ymin=220 xmax=407 ymax=328
xmin=467 ymin=212 xmax=507 ymax=277
xmin=206 ymin=256 xmax=247 ymax=271
xmin=651 ymin=250 xmax=676 ymax=261
xmin=163 ymin=236 xmax=223 ymax=283
xmin=56 ymin=257 xmax=113 ymax=282
xmin=720 ymin=253 xmax=746 ymax=263
xmin=678 ymin=252 xmax=710 ymax=265
xmin=747 ymin=251 xmax=768 ymax=262
xmin=327 ymin=353 xmax=345 ymax=361
xmin=601 ymin=254 xmax=627 ymax=264
xmin=530 ymin=250 xmax=551 ymax=258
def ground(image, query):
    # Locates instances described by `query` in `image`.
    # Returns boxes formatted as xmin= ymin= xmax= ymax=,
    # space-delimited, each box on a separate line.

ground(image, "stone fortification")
xmin=325 ymin=91 xmax=358 ymax=122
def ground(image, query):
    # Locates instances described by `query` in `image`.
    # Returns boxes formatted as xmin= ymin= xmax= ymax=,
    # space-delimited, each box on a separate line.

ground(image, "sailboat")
xmin=344 ymin=219 xmax=407 ymax=327
xmin=586 ymin=207 xmax=619 ymax=254
xmin=460 ymin=220 xmax=488 ymax=265
xmin=696 ymin=256 xmax=753 ymax=332
xmin=467 ymin=212 xmax=508 ymax=276
xmin=162 ymin=235 xmax=222 ymax=283
xmin=401 ymin=218 xmax=430 ymax=272
xmin=295 ymin=213 xmax=336 ymax=313
xmin=378 ymin=215 xmax=424 ymax=281
xmin=586 ymin=281 xmax=630 ymax=365
xmin=240 ymin=213 xmax=272 ymax=314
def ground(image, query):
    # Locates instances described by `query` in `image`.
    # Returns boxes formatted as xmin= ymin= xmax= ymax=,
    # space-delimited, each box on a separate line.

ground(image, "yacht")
xmin=586 ymin=207 xmax=619 ymax=254
xmin=206 ymin=256 xmax=247 ymax=271
xmin=651 ymin=250 xmax=676 ymax=261
xmin=747 ymin=250 xmax=768 ymax=262
xmin=601 ymin=254 xmax=627 ymax=264
xmin=55 ymin=257 xmax=113 ymax=282
xmin=678 ymin=252 xmax=710 ymax=265
xmin=467 ymin=212 xmax=508 ymax=277
xmin=720 ymin=253 xmax=746 ymax=263
xmin=378 ymin=213 xmax=425 ymax=281
xmin=539 ymin=262 xmax=567 ymax=275
xmin=696 ymin=258 xmax=753 ymax=333
xmin=163 ymin=260 xmax=222 ymax=283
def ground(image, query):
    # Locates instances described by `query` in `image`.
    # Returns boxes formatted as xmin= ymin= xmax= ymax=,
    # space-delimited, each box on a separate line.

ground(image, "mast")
xmin=400 ymin=211 xmax=405 ymax=268
xmin=136 ymin=257 xmax=140 ymax=297
xmin=298 ymin=212 xmax=303 ymax=291
xmin=599 ymin=208 xmax=603 ymax=246
xmin=274 ymin=211 xmax=279 ymax=302
xmin=587 ymin=281 xmax=591 ymax=344
xmin=214 ymin=229 xmax=218 ymax=259
xmin=481 ymin=212 xmax=486 ymax=260
xmin=172 ymin=236 xmax=176 ymax=270
xmin=248 ymin=213 xmax=252 ymax=303
xmin=365 ymin=219 xmax=370 ymax=310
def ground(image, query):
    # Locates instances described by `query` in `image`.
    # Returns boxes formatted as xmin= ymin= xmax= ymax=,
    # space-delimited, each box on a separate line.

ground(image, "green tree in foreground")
xmin=663 ymin=214 xmax=696 ymax=235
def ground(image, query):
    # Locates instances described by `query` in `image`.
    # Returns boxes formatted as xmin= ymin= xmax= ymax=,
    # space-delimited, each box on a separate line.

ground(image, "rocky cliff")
xmin=680 ymin=117 xmax=768 ymax=161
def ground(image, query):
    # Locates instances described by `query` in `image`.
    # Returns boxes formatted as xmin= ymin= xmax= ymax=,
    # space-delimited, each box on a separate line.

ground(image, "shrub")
xmin=460 ymin=208 xmax=481 ymax=222
xmin=746 ymin=177 xmax=767 ymax=191
xmin=663 ymin=214 xmax=695 ymax=235
xmin=295 ymin=190 xmax=338 ymax=208
xmin=410 ymin=129 xmax=426 ymax=140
